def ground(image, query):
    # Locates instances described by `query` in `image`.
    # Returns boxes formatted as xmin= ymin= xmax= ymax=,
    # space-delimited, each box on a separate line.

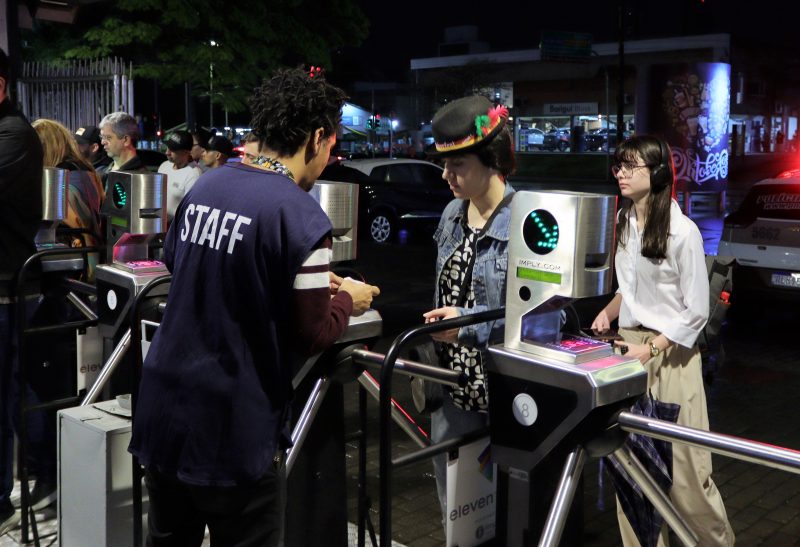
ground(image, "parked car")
xmin=584 ymin=129 xmax=632 ymax=151
xmin=319 ymin=158 xmax=451 ymax=244
xmin=542 ymin=128 xmax=570 ymax=151
xmin=718 ymin=169 xmax=800 ymax=301
xmin=525 ymin=128 xmax=545 ymax=150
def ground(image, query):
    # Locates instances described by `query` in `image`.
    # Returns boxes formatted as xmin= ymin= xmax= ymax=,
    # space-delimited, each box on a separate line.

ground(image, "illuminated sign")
xmin=112 ymin=182 xmax=128 ymax=209
xmin=523 ymin=209 xmax=559 ymax=255
xmin=516 ymin=266 xmax=561 ymax=284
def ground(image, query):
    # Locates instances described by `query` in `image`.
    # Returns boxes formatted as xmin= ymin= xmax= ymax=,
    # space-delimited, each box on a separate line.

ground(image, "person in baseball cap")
xmin=159 ymin=130 xmax=202 ymax=219
xmin=163 ymin=130 xmax=194 ymax=152
xmin=202 ymin=135 xmax=238 ymax=169
xmin=74 ymin=125 xmax=112 ymax=175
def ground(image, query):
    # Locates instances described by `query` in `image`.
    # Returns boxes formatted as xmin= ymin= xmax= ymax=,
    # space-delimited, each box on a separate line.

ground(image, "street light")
xmin=389 ymin=112 xmax=397 ymax=158
xmin=209 ymin=40 xmax=218 ymax=129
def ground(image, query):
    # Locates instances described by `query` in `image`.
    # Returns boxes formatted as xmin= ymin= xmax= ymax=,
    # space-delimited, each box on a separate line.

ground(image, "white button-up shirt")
xmin=616 ymin=200 xmax=709 ymax=348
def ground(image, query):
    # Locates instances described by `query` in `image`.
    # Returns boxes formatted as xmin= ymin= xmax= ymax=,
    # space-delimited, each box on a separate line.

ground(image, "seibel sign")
xmin=543 ymin=103 xmax=598 ymax=116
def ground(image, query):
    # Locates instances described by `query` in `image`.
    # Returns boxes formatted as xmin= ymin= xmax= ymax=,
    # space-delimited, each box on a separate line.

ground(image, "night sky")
xmin=336 ymin=0 xmax=800 ymax=83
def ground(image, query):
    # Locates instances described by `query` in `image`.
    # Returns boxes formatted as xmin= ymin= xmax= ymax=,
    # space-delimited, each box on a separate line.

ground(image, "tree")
xmin=24 ymin=0 xmax=369 ymax=114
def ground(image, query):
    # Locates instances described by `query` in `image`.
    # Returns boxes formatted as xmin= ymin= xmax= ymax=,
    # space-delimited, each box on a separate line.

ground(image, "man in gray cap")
xmin=158 ymin=130 xmax=203 ymax=220
xmin=202 ymin=135 xmax=238 ymax=169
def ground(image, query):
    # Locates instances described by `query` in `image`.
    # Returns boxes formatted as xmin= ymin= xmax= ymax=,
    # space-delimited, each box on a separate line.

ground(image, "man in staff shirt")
xmin=129 ymin=67 xmax=380 ymax=546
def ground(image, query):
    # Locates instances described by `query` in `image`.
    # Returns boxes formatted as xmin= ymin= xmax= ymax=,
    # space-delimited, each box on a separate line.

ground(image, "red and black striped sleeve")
xmin=289 ymin=235 xmax=353 ymax=356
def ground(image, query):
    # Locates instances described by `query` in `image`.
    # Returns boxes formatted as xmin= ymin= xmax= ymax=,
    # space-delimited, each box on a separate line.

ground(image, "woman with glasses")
xmin=592 ymin=135 xmax=734 ymax=546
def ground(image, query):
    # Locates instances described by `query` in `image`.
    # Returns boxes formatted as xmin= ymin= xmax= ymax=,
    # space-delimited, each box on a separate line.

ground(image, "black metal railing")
xmin=14 ymin=247 xmax=99 ymax=546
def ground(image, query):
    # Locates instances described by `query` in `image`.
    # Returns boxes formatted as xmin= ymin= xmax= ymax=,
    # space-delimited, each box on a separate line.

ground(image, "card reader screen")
xmin=516 ymin=266 xmax=561 ymax=284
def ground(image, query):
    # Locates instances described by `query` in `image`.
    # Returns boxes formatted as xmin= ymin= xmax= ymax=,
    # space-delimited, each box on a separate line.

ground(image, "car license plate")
xmin=771 ymin=271 xmax=800 ymax=288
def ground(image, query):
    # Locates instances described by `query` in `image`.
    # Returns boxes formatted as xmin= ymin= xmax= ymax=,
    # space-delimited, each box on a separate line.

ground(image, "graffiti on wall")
xmin=647 ymin=63 xmax=731 ymax=192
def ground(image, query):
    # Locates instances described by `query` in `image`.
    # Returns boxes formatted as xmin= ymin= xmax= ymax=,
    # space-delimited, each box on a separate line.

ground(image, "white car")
xmin=718 ymin=169 xmax=800 ymax=300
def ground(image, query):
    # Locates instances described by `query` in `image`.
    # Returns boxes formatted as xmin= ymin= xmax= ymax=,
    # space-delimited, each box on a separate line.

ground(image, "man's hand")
xmin=422 ymin=307 xmax=460 ymax=343
xmin=339 ymin=277 xmax=380 ymax=316
xmin=329 ymin=272 xmax=344 ymax=295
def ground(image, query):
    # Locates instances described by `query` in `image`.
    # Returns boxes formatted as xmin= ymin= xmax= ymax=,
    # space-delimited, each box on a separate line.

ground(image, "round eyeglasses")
xmin=611 ymin=163 xmax=649 ymax=177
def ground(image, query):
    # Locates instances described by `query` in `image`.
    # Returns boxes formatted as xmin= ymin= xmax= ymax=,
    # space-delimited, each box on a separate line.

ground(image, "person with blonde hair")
xmin=32 ymin=119 xmax=105 ymax=251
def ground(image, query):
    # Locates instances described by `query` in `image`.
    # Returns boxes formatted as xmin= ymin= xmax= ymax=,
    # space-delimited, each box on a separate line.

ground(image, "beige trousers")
xmin=615 ymin=327 xmax=735 ymax=547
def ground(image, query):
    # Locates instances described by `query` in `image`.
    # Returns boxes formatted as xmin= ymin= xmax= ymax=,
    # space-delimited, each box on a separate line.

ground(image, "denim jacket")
xmin=433 ymin=183 xmax=515 ymax=348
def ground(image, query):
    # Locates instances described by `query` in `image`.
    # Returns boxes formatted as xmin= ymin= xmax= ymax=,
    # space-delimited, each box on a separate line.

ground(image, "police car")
xmin=718 ymin=169 xmax=800 ymax=299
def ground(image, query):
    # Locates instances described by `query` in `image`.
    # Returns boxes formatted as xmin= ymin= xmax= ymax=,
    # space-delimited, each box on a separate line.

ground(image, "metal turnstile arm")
xmin=353 ymin=348 xmax=465 ymax=387
xmin=618 ymin=411 xmax=800 ymax=475
xmin=608 ymin=446 xmax=699 ymax=547
xmin=285 ymin=377 xmax=331 ymax=475
xmin=359 ymin=371 xmax=429 ymax=448
xmin=539 ymin=447 xmax=588 ymax=547
xmin=81 ymin=328 xmax=132 ymax=406
xmin=67 ymin=291 xmax=98 ymax=321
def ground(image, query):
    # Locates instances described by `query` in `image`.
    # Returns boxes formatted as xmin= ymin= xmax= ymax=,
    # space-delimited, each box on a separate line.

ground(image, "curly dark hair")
xmin=248 ymin=68 xmax=347 ymax=157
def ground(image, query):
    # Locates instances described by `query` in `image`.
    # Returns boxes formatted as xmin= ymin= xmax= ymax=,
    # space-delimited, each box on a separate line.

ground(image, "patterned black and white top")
xmin=438 ymin=225 xmax=488 ymax=412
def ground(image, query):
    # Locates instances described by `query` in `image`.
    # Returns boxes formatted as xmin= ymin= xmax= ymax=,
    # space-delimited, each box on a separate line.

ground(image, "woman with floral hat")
xmin=422 ymin=95 xmax=516 ymax=517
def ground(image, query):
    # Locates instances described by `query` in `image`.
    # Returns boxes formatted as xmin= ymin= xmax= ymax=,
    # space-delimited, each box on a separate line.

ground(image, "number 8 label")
xmin=512 ymin=393 xmax=538 ymax=426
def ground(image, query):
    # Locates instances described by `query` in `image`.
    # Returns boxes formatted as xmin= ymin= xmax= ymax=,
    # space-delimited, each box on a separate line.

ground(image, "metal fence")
xmin=17 ymin=57 xmax=134 ymax=131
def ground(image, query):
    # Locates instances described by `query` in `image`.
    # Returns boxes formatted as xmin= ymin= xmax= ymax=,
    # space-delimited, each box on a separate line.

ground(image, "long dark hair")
xmin=615 ymin=135 xmax=673 ymax=259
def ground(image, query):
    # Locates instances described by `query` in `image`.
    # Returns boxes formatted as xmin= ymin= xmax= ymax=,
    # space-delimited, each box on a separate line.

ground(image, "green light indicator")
xmin=523 ymin=209 xmax=559 ymax=255
xmin=113 ymin=182 xmax=128 ymax=209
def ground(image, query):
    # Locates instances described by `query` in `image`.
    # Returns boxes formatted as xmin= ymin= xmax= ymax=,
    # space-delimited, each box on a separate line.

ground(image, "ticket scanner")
xmin=34 ymin=167 xmax=90 ymax=274
xmin=95 ymin=171 xmax=169 ymax=339
xmin=486 ymin=191 xmax=647 ymax=545
xmin=94 ymin=171 xmax=169 ymax=395
xmin=36 ymin=167 xmax=69 ymax=248
xmin=310 ymin=180 xmax=358 ymax=263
